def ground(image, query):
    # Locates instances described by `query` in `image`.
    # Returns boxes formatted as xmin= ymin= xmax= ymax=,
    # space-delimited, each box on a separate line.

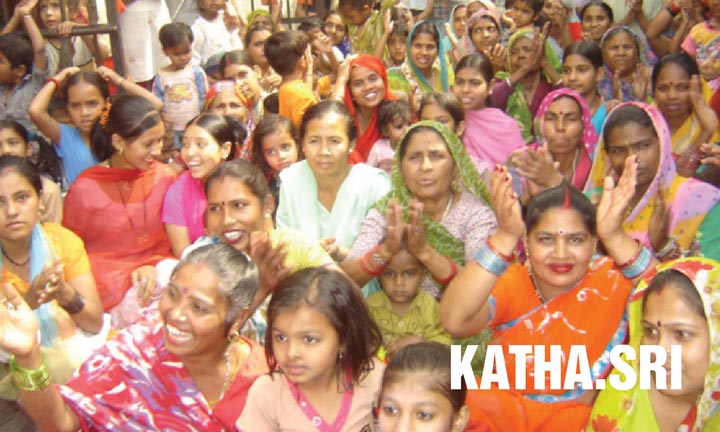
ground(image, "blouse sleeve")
xmin=161 ymin=178 xmax=187 ymax=227
xmin=462 ymin=201 xmax=498 ymax=264
xmin=236 ymin=376 xmax=280 ymax=432
xmin=347 ymin=209 xmax=387 ymax=259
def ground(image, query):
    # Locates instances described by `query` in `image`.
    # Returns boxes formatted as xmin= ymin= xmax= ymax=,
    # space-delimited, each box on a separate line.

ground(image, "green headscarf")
xmin=246 ymin=10 xmax=275 ymax=31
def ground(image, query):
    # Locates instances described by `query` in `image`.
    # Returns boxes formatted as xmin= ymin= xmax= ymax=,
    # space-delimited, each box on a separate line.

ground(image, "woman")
xmin=163 ymin=114 xmax=236 ymax=257
xmin=341 ymin=121 xmax=497 ymax=299
xmin=0 ymin=243 xmax=268 ymax=430
xmin=585 ymin=102 xmax=720 ymax=261
xmin=276 ymin=101 xmax=390 ymax=262
xmin=461 ymin=8 xmax=505 ymax=73
xmin=63 ymin=95 xmax=177 ymax=328
xmin=220 ymin=50 xmax=267 ymax=126
xmin=442 ymin=159 xmax=658 ymax=431
xmin=244 ymin=23 xmax=281 ymax=94
xmin=331 ymin=54 xmax=397 ymax=164
xmin=598 ymin=26 xmax=655 ymax=102
xmin=580 ymin=1 xmax=613 ymax=45
xmin=587 ymin=257 xmax=720 ymax=431
xmin=651 ymin=53 xmax=719 ymax=177
xmin=510 ymin=88 xmax=599 ymax=195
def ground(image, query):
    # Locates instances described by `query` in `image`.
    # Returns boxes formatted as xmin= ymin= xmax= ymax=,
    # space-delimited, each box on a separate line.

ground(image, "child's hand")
xmin=16 ymin=0 xmax=38 ymax=16
xmin=96 ymin=65 xmax=122 ymax=85
xmin=311 ymin=32 xmax=334 ymax=54
xmin=701 ymin=142 xmax=720 ymax=167
xmin=55 ymin=66 xmax=81 ymax=83
xmin=57 ymin=21 xmax=77 ymax=37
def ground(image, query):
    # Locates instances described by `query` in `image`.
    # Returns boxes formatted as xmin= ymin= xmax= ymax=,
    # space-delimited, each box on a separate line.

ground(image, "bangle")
xmin=486 ymin=238 xmax=513 ymax=263
xmin=505 ymin=77 xmax=514 ymax=88
xmin=9 ymin=355 xmax=51 ymax=392
xmin=620 ymin=246 xmax=653 ymax=279
xmin=667 ymin=2 xmax=681 ymax=15
xmin=433 ymin=257 xmax=458 ymax=286
xmin=656 ymin=237 xmax=684 ymax=262
xmin=474 ymin=242 xmax=510 ymax=276
xmin=359 ymin=247 xmax=388 ymax=276
xmin=45 ymin=77 xmax=60 ymax=89
xmin=617 ymin=240 xmax=642 ymax=269
xmin=60 ymin=291 xmax=85 ymax=314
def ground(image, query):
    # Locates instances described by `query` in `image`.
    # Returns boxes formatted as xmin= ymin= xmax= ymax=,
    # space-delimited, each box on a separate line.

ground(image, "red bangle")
xmin=667 ymin=2 xmax=681 ymax=14
xmin=434 ymin=257 xmax=458 ymax=286
xmin=359 ymin=248 xmax=387 ymax=277
xmin=617 ymin=240 xmax=642 ymax=269
xmin=45 ymin=77 xmax=60 ymax=89
xmin=486 ymin=238 xmax=513 ymax=263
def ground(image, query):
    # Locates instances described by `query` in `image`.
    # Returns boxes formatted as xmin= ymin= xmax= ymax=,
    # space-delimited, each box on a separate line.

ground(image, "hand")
xmin=406 ymin=199 xmax=431 ymax=261
xmin=444 ymin=22 xmax=459 ymax=50
xmin=381 ymin=199 xmax=406 ymax=259
xmin=55 ymin=66 xmax=81 ymax=83
xmin=701 ymin=142 xmax=720 ymax=167
xmin=0 ymin=283 xmax=40 ymax=358
xmin=689 ymin=74 xmax=719 ymax=134
xmin=612 ymin=69 xmax=623 ymax=101
xmin=489 ymin=165 xmax=524 ymax=241
xmin=16 ymin=0 xmax=38 ymax=16
xmin=596 ymin=155 xmax=638 ymax=241
xmin=96 ymin=65 xmax=122 ymax=85
xmin=131 ymin=265 xmax=157 ymax=307
xmin=57 ymin=21 xmax=76 ymax=36
xmin=631 ymin=66 xmax=649 ymax=101
xmin=630 ymin=0 xmax=643 ymax=15
xmin=648 ymin=192 xmax=670 ymax=252
xmin=510 ymin=145 xmax=562 ymax=188
xmin=698 ymin=60 xmax=720 ymax=82
xmin=384 ymin=9 xmax=395 ymax=37
xmin=488 ymin=44 xmax=507 ymax=73
xmin=320 ymin=237 xmax=347 ymax=262
xmin=26 ymin=255 xmax=74 ymax=308
xmin=250 ymin=231 xmax=291 ymax=294
xmin=311 ymin=32 xmax=334 ymax=54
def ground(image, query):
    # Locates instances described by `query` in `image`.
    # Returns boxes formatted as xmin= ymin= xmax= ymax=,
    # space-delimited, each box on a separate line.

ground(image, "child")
xmin=381 ymin=21 xmax=410 ymax=68
xmin=453 ymin=53 xmax=525 ymax=166
xmin=264 ymin=31 xmax=318 ymax=129
xmin=0 ymin=1 xmax=48 ymax=132
xmin=251 ymin=114 xmax=301 ymax=210
xmin=237 ymin=267 xmax=384 ymax=431
xmin=367 ymin=248 xmax=451 ymax=358
xmin=367 ymin=99 xmax=412 ymax=173
xmin=191 ymin=0 xmax=243 ymax=65
xmin=377 ymin=342 xmax=470 ymax=432
xmin=298 ymin=16 xmax=341 ymax=80
xmin=323 ymin=10 xmax=351 ymax=58
xmin=506 ymin=0 xmax=544 ymax=34
xmin=681 ymin=1 xmax=720 ymax=90
xmin=338 ymin=0 xmax=398 ymax=56
xmin=153 ymin=22 xmax=208 ymax=150
xmin=220 ymin=49 xmax=267 ymax=123
xmin=418 ymin=91 xmax=466 ymax=136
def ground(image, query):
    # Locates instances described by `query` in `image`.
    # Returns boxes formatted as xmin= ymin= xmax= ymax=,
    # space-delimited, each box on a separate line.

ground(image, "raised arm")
xmin=96 ymin=66 xmax=163 ymax=111
xmin=19 ymin=0 xmax=47 ymax=73
xmin=28 ymin=67 xmax=81 ymax=143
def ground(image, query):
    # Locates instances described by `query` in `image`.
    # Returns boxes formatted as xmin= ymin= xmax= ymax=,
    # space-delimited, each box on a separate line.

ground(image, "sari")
xmin=584 ymin=102 xmax=720 ymax=259
xmin=598 ymin=26 xmax=656 ymax=102
xmin=466 ymin=257 xmax=633 ymax=432
xmin=63 ymin=162 xmax=176 ymax=323
xmin=530 ymin=88 xmax=598 ymax=190
xmin=663 ymin=81 xmax=720 ymax=157
xmin=463 ymin=107 xmax=525 ymax=166
xmin=343 ymin=54 xmax=397 ymax=164
xmin=588 ymin=257 xmax=720 ymax=432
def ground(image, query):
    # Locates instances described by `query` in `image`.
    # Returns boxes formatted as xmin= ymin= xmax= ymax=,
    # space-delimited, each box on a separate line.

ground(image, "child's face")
xmin=0 ymin=53 xmax=21 ymax=85
xmin=379 ymin=375 xmax=468 ymax=432
xmin=271 ymin=305 xmax=342 ymax=390
xmin=252 ymin=14 xmax=273 ymax=28
xmin=181 ymin=124 xmax=230 ymax=179
xmin=410 ymin=33 xmax=439 ymax=72
xmin=208 ymin=90 xmax=248 ymax=123
xmin=339 ymin=5 xmax=371 ymax=27
xmin=199 ymin=0 xmax=224 ymax=17
xmin=379 ymin=250 xmax=423 ymax=306
xmin=324 ymin=13 xmax=347 ymax=45
xmin=0 ymin=128 xmax=29 ymax=158
xmin=509 ymin=0 xmax=536 ymax=28
xmin=420 ymin=103 xmax=457 ymax=133
xmin=452 ymin=7 xmax=467 ymax=38
xmin=453 ymin=67 xmax=489 ymax=111
xmin=223 ymin=63 xmax=262 ymax=104
xmin=382 ymin=113 xmax=412 ymax=149
xmin=248 ymin=29 xmax=272 ymax=68
xmin=262 ymin=128 xmax=299 ymax=173
xmin=306 ymin=27 xmax=325 ymax=52
xmin=67 ymin=81 xmax=107 ymax=135
xmin=163 ymin=39 xmax=193 ymax=70
xmin=388 ymin=34 xmax=406 ymax=65
xmin=39 ymin=0 xmax=65 ymax=29
xmin=641 ymin=285 xmax=709 ymax=401
xmin=562 ymin=54 xmax=599 ymax=96
xmin=470 ymin=17 xmax=500 ymax=53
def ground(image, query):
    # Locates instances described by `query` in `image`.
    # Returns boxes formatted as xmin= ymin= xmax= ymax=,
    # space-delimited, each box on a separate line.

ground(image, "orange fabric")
xmin=278 ymin=80 xmax=317 ymax=130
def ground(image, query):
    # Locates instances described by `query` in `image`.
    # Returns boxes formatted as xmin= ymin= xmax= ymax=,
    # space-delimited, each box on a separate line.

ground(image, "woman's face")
xmin=324 ymin=13 xmax=347 ymax=45
xmin=452 ymin=6 xmax=468 ymax=38
xmin=453 ymin=66 xmax=489 ymax=111
xmin=252 ymin=14 xmax=272 ymax=29
xmin=641 ymin=285 xmax=710 ymax=401
xmin=223 ymin=64 xmax=262 ymax=105
xmin=471 ymin=17 xmax=500 ymax=53
xmin=401 ymin=129 xmax=456 ymax=202
xmin=208 ymin=90 xmax=248 ymax=123
xmin=562 ymin=54 xmax=599 ymax=96
xmin=205 ymin=176 xmax=266 ymax=252
xmin=67 ymin=82 xmax=107 ymax=135
xmin=654 ymin=63 xmax=691 ymax=122
xmin=115 ymin=122 xmax=164 ymax=170
xmin=605 ymin=120 xmax=661 ymax=189
xmin=509 ymin=36 xmax=536 ymax=73
xmin=181 ymin=124 xmax=230 ymax=179
xmin=602 ymin=31 xmax=639 ymax=77
xmin=582 ymin=5 xmax=611 ymax=43
xmin=262 ymin=128 xmax=299 ymax=173
xmin=527 ymin=207 xmax=595 ymax=294
xmin=410 ymin=33 xmax=439 ymax=72
xmin=0 ymin=128 xmax=29 ymax=158
xmin=248 ymin=29 xmax=272 ymax=68
xmin=0 ymin=171 xmax=40 ymax=242
xmin=302 ymin=111 xmax=351 ymax=179
xmin=542 ymin=97 xmax=583 ymax=156
xmin=349 ymin=65 xmax=386 ymax=109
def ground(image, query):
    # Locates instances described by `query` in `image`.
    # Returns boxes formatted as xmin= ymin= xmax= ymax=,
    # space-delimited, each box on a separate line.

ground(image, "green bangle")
xmin=9 ymin=354 xmax=51 ymax=392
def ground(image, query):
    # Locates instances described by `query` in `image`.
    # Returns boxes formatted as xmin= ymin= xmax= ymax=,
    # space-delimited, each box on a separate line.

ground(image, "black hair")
xmin=377 ymin=99 xmax=412 ymax=130
xmin=602 ymin=104 xmax=656 ymax=149
xmin=456 ymin=52 xmax=494 ymax=84
xmin=398 ymin=125 xmax=451 ymax=162
xmin=63 ymin=71 xmax=110 ymax=105
xmin=580 ymin=1 xmax=614 ymax=23
xmin=410 ymin=20 xmax=440 ymax=48
xmin=419 ymin=92 xmax=465 ymax=129
xmin=298 ymin=16 xmax=324 ymax=33
xmin=299 ymin=100 xmax=357 ymax=143
xmin=0 ymin=120 xmax=63 ymax=184
xmin=244 ymin=23 xmax=273 ymax=50
xmin=158 ymin=22 xmax=194 ymax=49
xmin=338 ymin=0 xmax=374 ymax=9
xmin=389 ymin=21 xmax=410 ymax=42
xmin=185 ymin=113 xmax=238 ymax=160
xmin=564 ymin=41 xmax=604 ymax=69
xmin=644 ymin=268 xmax=705 ymax=319
xmin=0 ymin=155 xmax=43 ymax=196
xmin=205 ymin=159 xmax=271 ymax=205
xmin=90 ymin=95 xmax=162 ymax=161
xmin=0 ymin=33 xmax=33 ymax=75
xmin=263 ymin=92 xmax=279 ymax=114
xmin=251 ymin=114 xmax=300 ymax=174
xmin=507 ymin=0 xmax=544 ymax=14
xmin=264 ymin=31 xmax=309 ymax=76
xmin=525 ymin=185 xmax=597 ymax=235
xmin=651 ymin=52 xmax=700 ymax=90
xmin=220 ymin=49 xmax=253 ymax=75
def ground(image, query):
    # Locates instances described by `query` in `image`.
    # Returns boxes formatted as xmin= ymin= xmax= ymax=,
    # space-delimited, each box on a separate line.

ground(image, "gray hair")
xmin=170 ymin=243 xmax=259 ymax=328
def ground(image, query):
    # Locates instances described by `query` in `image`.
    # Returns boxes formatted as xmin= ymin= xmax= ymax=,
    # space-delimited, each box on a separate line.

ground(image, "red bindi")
xmin=656 ymin=321 xmax=662 ymax=328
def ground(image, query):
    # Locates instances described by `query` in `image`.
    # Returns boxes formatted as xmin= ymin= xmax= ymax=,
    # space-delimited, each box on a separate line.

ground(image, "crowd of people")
xmin=1 ymin=0 xmax=720 ymax=430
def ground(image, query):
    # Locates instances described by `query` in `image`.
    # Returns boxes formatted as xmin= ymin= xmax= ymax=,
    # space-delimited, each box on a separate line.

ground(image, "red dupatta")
xmin=344 ymin=54 xmax=397 ymax=164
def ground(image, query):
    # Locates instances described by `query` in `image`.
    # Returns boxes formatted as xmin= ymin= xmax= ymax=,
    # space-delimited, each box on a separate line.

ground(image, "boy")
xmin=367 ymin=248 xmax=452 ymax=359
xmin=153 ymin=22 xmax=208 ymax=149
xmin=0 ymin=0 xmax=48 ymax=132
xmin=338 ymin=0 xmax=398 ymax=56
xmin=264 ymin=31 xmax=317 ymax=129
xmin=367 ymin=99 xmax=412 ymax=174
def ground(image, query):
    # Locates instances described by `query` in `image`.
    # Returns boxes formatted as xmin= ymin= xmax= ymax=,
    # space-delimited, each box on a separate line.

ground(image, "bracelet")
xmin=617 ymin=240 xmax=642 ymax=269
xmin=505 ymin=77 xmax=514 ymax=88
xmin=667 ymin=2 xmax=681 ymax=15
xmin=45 ymin=77 xmax=60 ymax=89
xmin=486 ymin=238 xmax=513 ymax=263
xmin=474 ymin=242 xmax=510 ymax=276
xmin=60 ymin=291 xmax=85 ymax=314
xmin=9 ymin=355 xmax=51 ymax=392
xmin=620 ymin=246 xmax=653 ymax=279
xmin=433 ymin=257 xmax=458 ymax=286
xmin=359 ymin=247 xmax=388 ymax=276
xmin=656 ymin=237 xmax=684 ymax=262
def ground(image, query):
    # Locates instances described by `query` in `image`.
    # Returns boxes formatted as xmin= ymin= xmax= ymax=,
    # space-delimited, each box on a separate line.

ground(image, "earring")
xmin=228 ymin=329 xmax=241 ymax=342
xmin=337 ymin=350 xmax=345 ymax=363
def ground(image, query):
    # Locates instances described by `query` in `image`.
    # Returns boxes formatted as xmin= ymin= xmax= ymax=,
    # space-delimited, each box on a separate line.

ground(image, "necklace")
xmin=1 ymin=248 xmax=29 ymax=267
xmin=529 ymin=269 xmax=546 ymax=303
xmin=440 ymin=192 xmax=454 ymax=222
xmin=208 ymin=343 xmax=238 ymax=408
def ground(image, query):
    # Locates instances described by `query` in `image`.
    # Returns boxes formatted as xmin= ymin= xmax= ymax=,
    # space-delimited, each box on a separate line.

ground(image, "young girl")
xmin=0 ymin=120 xmax=63 ymax=222
xmin=190 ymin=0 xmax=243 ymax=65
xmin=453 ymin=53 xmax=525 ymax=166
xmin=237 ymin=267 xmax=384 ymax=432
xmin=162 ymin=114 xmax=236 ymax=257
xmin=324 ymin=10 xmax=351 ymax=58
xmin=377 ymin=342 xmax=470 ymax=432
xmin=244 ymin=23 xmax=281 ymax=93
xmin=251 ymin=114 xmax=301 ymax=211
xmin=367 ymin=99 xmax=412 ymax=173
xmin=28 ymin=66 xmax=162 ymax=185
xmin=462 ymin=9 xmax=505 ymax=73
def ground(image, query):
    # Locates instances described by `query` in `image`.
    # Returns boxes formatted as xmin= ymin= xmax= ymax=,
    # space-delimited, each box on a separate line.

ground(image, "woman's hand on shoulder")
xmin=490 ymin=165 xmax=524 ymax=241
xmin=596 ymin=155 xmax=637 ymax=242
xmin=0 ymin=283 xmax=39 ymax=358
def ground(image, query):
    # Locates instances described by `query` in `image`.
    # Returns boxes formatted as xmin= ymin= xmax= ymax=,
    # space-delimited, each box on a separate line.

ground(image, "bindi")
xmin=656 ymin=320 xmax=662 ymax=328
xmin=558 ymin=229 xmax=565 ymax=235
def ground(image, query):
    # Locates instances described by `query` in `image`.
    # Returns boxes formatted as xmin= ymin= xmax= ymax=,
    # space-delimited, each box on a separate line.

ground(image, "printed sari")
xmin=598 ymin=26 xmax=656 ymax=102
xmin=588 ymin=257 xmax=720 ymax=432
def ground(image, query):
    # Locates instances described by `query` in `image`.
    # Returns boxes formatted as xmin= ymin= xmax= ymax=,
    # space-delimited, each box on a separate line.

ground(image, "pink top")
xmin=462 ymin=108 xmax=526 ymax=166
xmin=162 ymin=171 xmax=207 ymax=243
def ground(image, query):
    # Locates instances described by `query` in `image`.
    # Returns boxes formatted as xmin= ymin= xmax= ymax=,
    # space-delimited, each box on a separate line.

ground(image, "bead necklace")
xmin=440 ymin=192 xmax=454 ymax=222
xmin=1 ymin=248 xmax=29 ymax=267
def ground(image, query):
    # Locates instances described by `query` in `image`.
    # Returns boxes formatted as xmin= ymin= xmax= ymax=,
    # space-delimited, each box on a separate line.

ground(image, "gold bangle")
xmin=9 ymin=354 xmax=51 ymax=392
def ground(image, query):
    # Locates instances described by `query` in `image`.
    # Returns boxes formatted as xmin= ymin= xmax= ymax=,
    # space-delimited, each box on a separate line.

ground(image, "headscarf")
xmin=374 ymin=121 xmax=490 ymax=268
xmin=343 ymin=54 xmax=397 ymax=164
xmin=204 ymin=81 xmax=252 ymax=158
xmin=588 ymin=257 xmax=720 ymax=432
xmin=461 ymin=9 xmax=501 ymax=56
xmin=246 ymin=9 xmax=275 ymax=31
xmin=584 ymin=102 xmax=720 ymax=253
xmin=531 ymin=88 xmax=598 ymax=189
xmin=598 ymin=26 xmax=657 ymax=102
xmin=407 ymin=20 xmax=452 ymax=93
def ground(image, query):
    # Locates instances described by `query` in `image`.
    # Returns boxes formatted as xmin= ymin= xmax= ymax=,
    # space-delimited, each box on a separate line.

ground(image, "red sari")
xmin=63 ymin=162 xmax=176 ymax=311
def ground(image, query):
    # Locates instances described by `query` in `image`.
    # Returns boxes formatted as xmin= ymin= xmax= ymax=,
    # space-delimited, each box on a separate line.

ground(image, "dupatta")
xmin=584 ymin=102 xmax=720 ymax=254
xmin=588 ymin=257 xmax=720 ymax=432
xmin=343 ymin=54 xmax=397 ymax=164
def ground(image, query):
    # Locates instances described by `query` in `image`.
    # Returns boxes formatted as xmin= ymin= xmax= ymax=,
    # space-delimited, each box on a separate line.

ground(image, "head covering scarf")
xmin=343 ymin=54 xmax=397 ymax=164
xmin=246 ymin=9 xmax=275 ymax=31
xmin=204 ymin=81 xmax=252 ymax=158
xmin=373 ymin=121 xmax=490 ymax=269
xmin=588 ymin=257 xmax=720 ymax=432
xmin=598 ymin=26 xmax=657 ymax=101
xmin=461 ymin=9 xmax=501 ymax=56
xmin=407 ymin=20 xmax=452 ymax=93
xmin=531 ymin=88 xmax=598 ymax=189
xmin=584 ymin=102 xmax=720 ymax=253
